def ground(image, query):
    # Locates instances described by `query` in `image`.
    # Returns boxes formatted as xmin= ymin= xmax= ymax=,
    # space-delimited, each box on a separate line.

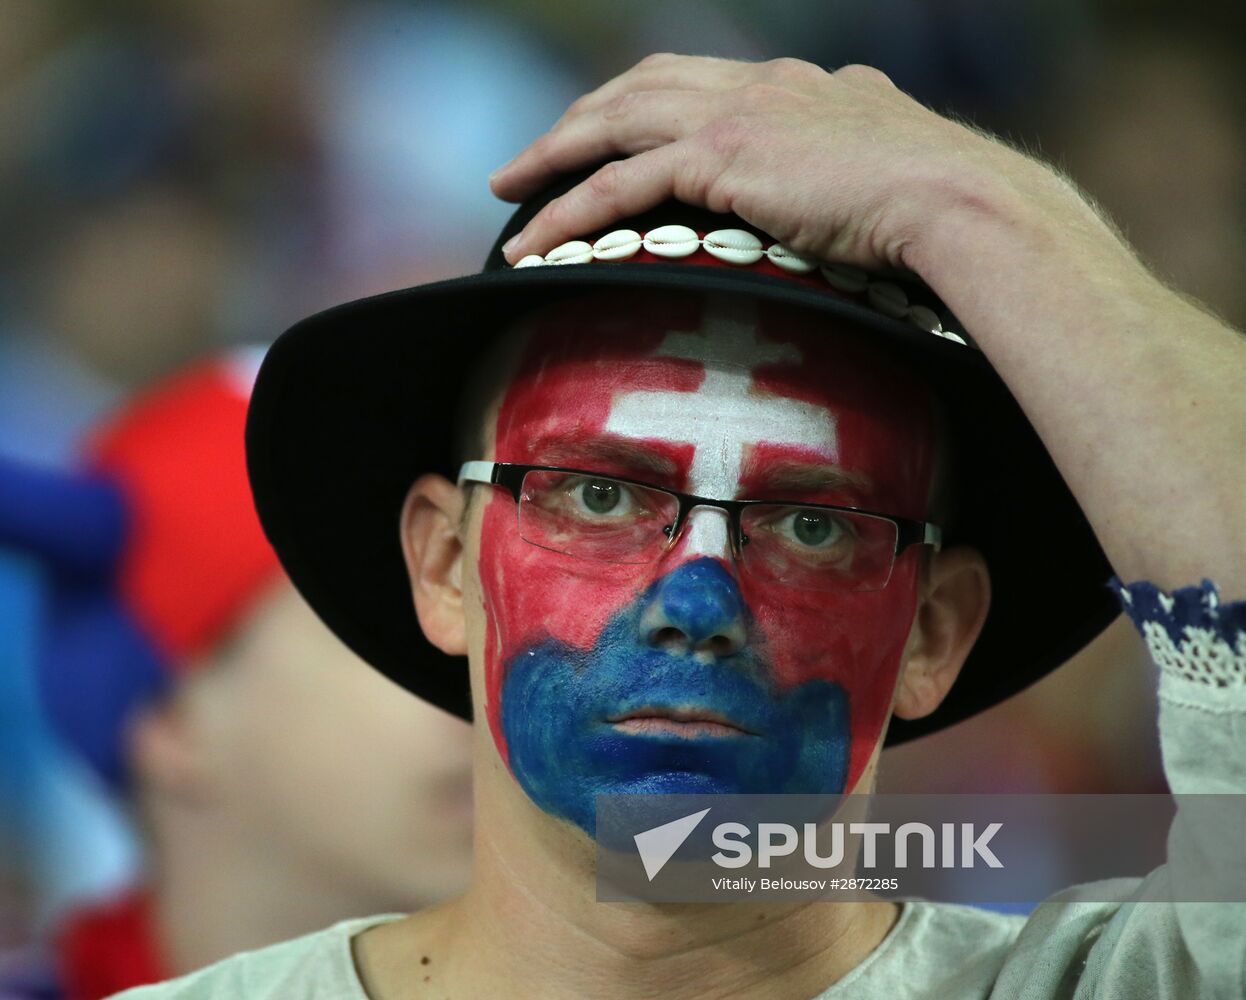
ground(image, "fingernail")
xmin=502 ymin=234 xmax=521 ymax=257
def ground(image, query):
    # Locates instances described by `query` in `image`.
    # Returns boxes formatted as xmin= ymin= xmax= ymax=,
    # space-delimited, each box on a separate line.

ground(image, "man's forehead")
xmin=496 ymin=290 xmax=930 ymax=419
xmin=485 ymin=290 xmax=938 ymax=515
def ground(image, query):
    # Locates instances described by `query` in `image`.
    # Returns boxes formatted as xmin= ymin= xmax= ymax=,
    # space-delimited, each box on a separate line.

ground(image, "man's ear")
xmin=893 ymin=547 xmax=991 ymax=721
xmin=127 ymin=693 xmax=215 ymax=805
xmin=399 ymin=474 xmax=468 ymax=656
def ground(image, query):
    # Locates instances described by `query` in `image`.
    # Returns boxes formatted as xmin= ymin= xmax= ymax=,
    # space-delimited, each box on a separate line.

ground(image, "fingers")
xmin=491 ymin=89 xmax=718 ymax=203
xmin=490 ymin=54 xmax=837 ymax=204
xmin=501 ymin=146 xmax=689 ymax=263
xmin=560 ymin=54 xmax=826 ymax=125
xmin=830 ymin=63 xmax=897 ymax=90
xmin=561 ymin=52 xmax=745 ymax=118
xmin=492 ymin=53 xmax=752 ymax=202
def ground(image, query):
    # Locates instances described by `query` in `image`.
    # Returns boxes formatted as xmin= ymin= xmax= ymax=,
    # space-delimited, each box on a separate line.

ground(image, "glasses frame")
xmin=457 ymin=461 xmax=941 ymax=564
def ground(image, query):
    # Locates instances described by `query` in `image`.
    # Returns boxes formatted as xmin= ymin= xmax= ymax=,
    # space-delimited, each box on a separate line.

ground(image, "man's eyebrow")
xmin=751 ymin=461 xmax=873 ymax=496
xmin=531 ymin=434 xmax=679 ymax=478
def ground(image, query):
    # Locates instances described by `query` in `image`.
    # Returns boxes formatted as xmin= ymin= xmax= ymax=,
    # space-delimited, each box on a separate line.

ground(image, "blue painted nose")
xmin=639 ymin=558 xmax=747 ymax=658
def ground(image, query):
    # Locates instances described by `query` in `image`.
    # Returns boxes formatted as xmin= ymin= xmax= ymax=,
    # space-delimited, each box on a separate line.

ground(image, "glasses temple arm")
xmin=456 ymin=460 xmax=496 ymax=486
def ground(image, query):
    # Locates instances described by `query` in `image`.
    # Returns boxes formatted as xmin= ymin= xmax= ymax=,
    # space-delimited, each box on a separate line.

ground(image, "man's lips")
xmin=605 ymin=705 xmax=758 ymax=738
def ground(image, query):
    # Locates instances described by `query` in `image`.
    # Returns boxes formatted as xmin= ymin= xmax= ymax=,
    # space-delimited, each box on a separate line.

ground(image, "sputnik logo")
xmin=634 ymin=808 xmax=712 ymax=881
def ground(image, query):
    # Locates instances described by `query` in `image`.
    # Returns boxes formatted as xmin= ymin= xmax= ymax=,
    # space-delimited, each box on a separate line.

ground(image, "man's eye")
xmin=787 ymin=509 xmax=846 ymax=548
xmin=575 ymin=479 xmax=629 ymax=516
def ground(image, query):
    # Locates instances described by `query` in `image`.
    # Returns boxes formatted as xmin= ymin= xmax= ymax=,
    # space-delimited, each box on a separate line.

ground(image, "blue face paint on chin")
xmin=499 ymin=558 xmax=850 ymax=836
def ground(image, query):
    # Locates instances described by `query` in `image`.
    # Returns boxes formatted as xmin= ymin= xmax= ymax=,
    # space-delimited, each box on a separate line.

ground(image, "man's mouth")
xmin=606 ymin=705 xmax=757 ymax=739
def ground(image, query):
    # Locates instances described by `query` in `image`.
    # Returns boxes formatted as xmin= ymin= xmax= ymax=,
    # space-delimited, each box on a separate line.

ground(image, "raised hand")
xmin=490 ymin=54 xmax=1046 ymax=275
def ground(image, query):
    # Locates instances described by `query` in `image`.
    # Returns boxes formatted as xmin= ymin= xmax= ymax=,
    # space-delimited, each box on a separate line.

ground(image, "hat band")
xmin=513 ymin=225 xmax=967 ymax=346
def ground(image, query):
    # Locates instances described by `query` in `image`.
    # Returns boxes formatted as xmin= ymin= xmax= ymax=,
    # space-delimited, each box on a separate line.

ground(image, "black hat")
xmin=246 ymin=170 xmax=1117 ymax=744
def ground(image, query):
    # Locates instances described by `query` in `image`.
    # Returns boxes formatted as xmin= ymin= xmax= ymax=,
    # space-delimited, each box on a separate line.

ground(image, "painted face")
xmin=476 ymin=291 xmax=937 ymax=836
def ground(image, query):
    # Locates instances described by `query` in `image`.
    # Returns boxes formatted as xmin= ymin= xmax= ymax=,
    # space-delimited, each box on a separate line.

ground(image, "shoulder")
xmin=890 ymin=902 xmax=1027 ymax=988
xmin=824 ymin=896 xmax=1142 ymax=999
xmin=107 ymin=915 xmax=404 ymax=1000
xmin=820 ymin=901 xmax=1026 ymax=998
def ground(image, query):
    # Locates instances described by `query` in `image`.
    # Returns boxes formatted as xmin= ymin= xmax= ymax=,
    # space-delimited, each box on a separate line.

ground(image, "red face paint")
xmin=475 ymin=291 xmax=936 ymax=793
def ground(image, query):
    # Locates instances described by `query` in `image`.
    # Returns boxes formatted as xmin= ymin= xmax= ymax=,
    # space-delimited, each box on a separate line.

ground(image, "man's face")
xmin=472 ymin=292 xmax=937 ymax=836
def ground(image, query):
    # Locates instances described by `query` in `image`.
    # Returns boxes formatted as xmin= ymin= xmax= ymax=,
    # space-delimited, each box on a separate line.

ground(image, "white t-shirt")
xmin=112 ymin=581 xmax=1246 ymax=999
xmin=109 ymin=903 xmax=1029 ymax=1000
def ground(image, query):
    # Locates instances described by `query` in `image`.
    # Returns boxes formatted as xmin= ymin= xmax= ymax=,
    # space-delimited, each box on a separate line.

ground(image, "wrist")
xmin=900 ymin=154 xmax=1147 ymax=312
xmin=900 ymin=157 xmax=1041 ymax=278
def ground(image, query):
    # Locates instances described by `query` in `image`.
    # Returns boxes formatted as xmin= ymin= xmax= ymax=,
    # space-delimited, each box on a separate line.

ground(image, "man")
xmin=0 ymin=353 xmax=473 ymax=997
xmin=119 ymin=56 xmax=1244 ymax=998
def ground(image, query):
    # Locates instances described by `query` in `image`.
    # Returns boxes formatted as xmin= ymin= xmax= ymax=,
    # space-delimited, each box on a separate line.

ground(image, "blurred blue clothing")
xmin=0 ymin=550 xmax=139 ymax=933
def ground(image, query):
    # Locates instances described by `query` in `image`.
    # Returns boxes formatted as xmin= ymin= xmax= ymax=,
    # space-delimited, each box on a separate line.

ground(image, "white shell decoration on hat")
xmin=642 ymin=224 xmax=700 ymax=258
xmin=906 ymin=304 xmax=943 ymax=335
xmin=591 ymin=229 xmax=642 ymax=261
xmin=509 ymin=225 xmax=970 ymax=346
xmin=866 ymin=280 xmax=909 ymax=319
xmin=765 ymin=243 xmax=816 ymax=274
xmin=820 ymin=262 xmax=870 ymax=294
xmin=703 ymin=228 xmax=764 ymax=265
xmin=543 ymin=240 xmax=594 ymax=265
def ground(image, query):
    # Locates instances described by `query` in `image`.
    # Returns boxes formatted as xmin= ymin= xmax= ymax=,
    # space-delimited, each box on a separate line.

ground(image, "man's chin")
xmin=602 ymin=768 xmax=745 ymax=797
xmin=515 ymin=761 xmax=761 ymax=839
xmin=570 ymin=768 xmax=748 ymax=848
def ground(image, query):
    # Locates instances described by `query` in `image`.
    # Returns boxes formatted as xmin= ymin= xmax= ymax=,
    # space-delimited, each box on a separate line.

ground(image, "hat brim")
xmin=246 ymin=261 xmax=1117 ymax=744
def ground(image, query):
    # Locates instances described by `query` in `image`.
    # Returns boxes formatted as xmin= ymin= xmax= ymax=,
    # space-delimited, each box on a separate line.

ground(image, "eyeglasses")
xmin=457 ymin=461 xmax=942 ymax=593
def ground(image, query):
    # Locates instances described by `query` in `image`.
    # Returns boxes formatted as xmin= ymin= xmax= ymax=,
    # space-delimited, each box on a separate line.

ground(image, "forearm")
xmin=908 ymin=165 xmax=1246 ymax=595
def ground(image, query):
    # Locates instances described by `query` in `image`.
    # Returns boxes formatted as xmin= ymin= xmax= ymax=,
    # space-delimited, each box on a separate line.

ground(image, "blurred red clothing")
xmin=56 ymin=891 xmax=167 ymax=1000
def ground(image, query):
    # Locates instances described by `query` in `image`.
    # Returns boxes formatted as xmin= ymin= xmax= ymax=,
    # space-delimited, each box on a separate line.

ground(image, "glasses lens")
xmin=739 ymin=504 xmax=897 ymax=591
xmin=517 ymin=470 xmax=680 ymax=564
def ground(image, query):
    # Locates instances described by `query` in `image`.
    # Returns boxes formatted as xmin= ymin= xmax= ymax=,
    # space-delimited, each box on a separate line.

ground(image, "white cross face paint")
xmin=603 ymin=298 xmax=839 ymax=558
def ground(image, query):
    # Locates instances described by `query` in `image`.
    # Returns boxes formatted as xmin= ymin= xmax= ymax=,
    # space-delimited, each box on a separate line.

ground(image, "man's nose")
xmin=639 ymin=558 xmax=746 ymax=659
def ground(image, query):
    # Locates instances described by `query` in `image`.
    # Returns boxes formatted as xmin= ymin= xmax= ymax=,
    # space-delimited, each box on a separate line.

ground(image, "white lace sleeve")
xmin=1097 ymin=579 xmax=1246 ymax=1000
xmin=1114 ymin=578 xmax=1246 ymax=689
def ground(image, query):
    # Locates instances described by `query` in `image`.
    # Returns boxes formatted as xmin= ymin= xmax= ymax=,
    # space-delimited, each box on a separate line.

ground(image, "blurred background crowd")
xmin=1 ymin=0 xmax=1242 ymax=993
